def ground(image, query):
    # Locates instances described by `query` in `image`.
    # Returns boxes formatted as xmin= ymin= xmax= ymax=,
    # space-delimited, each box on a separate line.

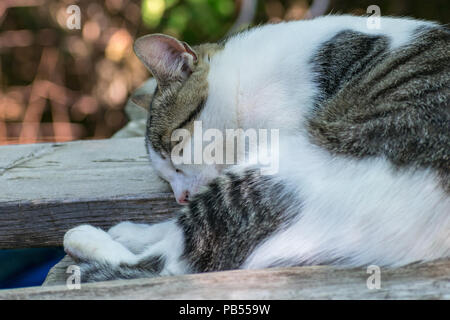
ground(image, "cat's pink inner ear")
xmin=134 ymin=34 xmax=197 ymax=84
xmin=182 ymin=42 xmax=198 ymax=62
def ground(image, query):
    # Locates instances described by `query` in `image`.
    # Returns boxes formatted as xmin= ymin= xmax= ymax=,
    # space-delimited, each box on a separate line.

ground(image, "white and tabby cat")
xmin=64 ymin=15 xmax=450 ymax=282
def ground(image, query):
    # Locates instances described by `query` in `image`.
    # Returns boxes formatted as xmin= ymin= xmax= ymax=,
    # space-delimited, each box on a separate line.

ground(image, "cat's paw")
xmin=64 ymin=225 xmax=136 ymax=265
xmin=108 ymin=221 xmax=152 ymax=253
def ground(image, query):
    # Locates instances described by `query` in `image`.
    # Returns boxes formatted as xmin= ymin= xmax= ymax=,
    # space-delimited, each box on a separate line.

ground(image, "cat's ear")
xmin=134 ymin=34 xmax=197 ymax=86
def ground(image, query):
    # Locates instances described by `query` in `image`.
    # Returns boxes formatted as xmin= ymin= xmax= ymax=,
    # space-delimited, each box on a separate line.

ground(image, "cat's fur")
xmin=64 ymin=15 xmax=450 ymax=282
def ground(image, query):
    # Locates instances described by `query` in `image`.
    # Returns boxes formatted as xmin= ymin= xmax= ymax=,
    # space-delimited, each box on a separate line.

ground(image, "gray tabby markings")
xmin=308 ymin=27 xmax=450 ymax=192
xmin=146 ymin=43 xmax=223 ymax=155
xmin=177 ymin=169 xmax=302 ymax=272
xmin=310 ymin=30 xmax=390 ymax=105
xmin=77 ymin=256 xmax=164 ymax=283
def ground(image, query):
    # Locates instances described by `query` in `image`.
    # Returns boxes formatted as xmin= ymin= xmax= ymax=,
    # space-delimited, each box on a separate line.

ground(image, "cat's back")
xmin=210 ymin=15 xmax=440 ymax=131
xmin=223 ymin=15 xmax=438 ymax=62
xmin=306 ymin=24 xmax=450 ymax=191
xmin=209 ymin=15 xmax=449 ymax=191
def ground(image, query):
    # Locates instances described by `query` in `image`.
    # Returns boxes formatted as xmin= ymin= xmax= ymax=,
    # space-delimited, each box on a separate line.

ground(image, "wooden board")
xmin=0 ymin=258 xmax=448 ymax=299
xmin=1 ymin=137 xmax=448 ymax=300
xmin=0 ymin=138 xmax=178 ymax=249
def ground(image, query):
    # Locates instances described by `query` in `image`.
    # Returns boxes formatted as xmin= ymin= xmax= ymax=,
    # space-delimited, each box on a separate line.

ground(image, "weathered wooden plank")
xmin=0 ymin=258 xmax=448 ymax=299
xmin=0 ymin=195 xmax=178 ymax=249
xmin=0 ymin=138 xmax=179 ymax=249
xmin=1 ymin=138 xmax=169 ymax=201
xmin=41 ymin=255 xmax=75 ymax=286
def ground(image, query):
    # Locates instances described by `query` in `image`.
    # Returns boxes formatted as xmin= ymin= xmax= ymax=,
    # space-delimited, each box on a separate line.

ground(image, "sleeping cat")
xmin=63 ymin=15 xmax=450 ymax=282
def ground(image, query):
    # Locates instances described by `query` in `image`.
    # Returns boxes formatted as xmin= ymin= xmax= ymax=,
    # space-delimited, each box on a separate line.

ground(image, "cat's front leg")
xmin=63 ymin=220 xmax=189 ymax=282
xmin=64 ymin=224 xmax=138 ymax=265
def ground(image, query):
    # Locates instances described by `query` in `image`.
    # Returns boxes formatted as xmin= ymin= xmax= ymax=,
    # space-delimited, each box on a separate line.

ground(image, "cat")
xmin=63 ymin=15 xmax=450 ymax=282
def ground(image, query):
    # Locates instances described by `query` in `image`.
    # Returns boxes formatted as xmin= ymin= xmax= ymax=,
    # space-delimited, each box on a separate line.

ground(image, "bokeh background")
xmin=0 ymin=0 xmax=449 ymax=288
xmin=0 ymin=0 xmax=449 ymax=145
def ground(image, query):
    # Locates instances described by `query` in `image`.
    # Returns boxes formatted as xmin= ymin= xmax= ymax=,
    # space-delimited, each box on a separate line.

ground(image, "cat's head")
xmin=133 ymin=34 xmax=225 ymax=204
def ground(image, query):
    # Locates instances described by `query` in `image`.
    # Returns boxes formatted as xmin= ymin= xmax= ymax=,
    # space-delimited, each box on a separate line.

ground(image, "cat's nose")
xmin=177 ymin=191 xmax=190 ymax=204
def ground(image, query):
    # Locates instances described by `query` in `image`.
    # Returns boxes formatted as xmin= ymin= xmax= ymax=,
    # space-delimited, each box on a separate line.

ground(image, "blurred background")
xmin=0 ymin=0 xmax=449 ymax=288
xmin=0 ymin=0 xmax=449 ymax=145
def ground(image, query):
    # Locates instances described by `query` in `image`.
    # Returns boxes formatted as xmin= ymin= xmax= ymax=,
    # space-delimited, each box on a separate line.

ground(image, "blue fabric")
xmin=0 ymin=248 xmax=66 ymax=289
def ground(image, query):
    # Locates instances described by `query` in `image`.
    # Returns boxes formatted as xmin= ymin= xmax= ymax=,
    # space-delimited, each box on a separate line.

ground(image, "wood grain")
xmin=0 ymin=138 xmax=179 ymax=249
xmin=0 ymin=258 xmax=448 ymax=299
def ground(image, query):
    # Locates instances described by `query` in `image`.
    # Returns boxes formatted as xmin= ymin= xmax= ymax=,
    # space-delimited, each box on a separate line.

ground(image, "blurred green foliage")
xmin=137 ymin=0 xmax=449 ymax=46
xmin=140 ymin=0 xmax=237 ymax=43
